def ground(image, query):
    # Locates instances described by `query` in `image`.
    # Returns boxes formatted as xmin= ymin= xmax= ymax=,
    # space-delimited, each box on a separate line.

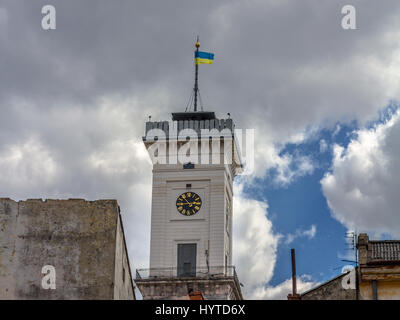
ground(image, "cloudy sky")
xmin=1 ymin=0 xmax=400 ymax=299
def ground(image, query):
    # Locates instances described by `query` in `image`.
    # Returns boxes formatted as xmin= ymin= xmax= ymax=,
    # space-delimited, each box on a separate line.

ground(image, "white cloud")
xmin=0 ymin=137 xmax=58 ymax=193
xmin=233 ymin=182 xmax=281 ymax=298
xmin=233 ymin=182 xmax=317 ymax=299
xmin=251 ymin=275 xmax=319 ymax=300
xmin=321 ymin=109 xmax=400 ymax=237
xmin=273 ymin=154 xmax=315 ymax=187
xmin=247 ymin=128 xmax=316 ymax=187
xmin=285 ymin=225 xmax=317 ymax=245
xmin=0 ymin=96 xmax=154 ymax=270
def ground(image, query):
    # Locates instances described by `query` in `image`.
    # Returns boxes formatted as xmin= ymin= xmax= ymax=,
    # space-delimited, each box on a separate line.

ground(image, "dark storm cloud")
xmin=1 ymin=0 xmax=222 ymax=108
xmin=1 ymin=0 xmax=399 ymax=128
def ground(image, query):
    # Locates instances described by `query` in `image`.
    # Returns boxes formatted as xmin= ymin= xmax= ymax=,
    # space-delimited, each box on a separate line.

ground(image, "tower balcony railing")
xmin=135 ymin=266 xmax=240 ymax=287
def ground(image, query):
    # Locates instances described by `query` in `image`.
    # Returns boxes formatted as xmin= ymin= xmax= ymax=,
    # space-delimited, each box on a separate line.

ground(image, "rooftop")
xmin=369 ymin=240 xmax=400 ymax=263
xmin=172 ymin=111 xmax=216 ymax=121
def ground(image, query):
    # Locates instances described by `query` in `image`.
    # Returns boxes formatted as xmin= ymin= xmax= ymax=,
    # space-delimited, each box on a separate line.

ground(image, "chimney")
xmin=357 ymin=233 xmax=369 ymax=265
xmin=287 ymin=248 xmax=301 ymax=300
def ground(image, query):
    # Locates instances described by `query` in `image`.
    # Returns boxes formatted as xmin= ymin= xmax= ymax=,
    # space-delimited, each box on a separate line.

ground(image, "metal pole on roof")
xmin=193 ymin=36 xmax=200 ymax=112
xmin=291 ymin=248 xmax=297 ymax=295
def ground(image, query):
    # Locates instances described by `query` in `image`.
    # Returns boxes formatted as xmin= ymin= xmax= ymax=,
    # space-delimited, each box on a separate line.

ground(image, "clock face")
xmin=176 ymin=192 xmax=202 ymax=216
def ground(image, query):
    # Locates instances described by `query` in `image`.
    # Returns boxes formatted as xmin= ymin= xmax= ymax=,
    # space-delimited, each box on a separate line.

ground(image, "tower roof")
xmin=172 ymin=111 xmax=216 ymax=121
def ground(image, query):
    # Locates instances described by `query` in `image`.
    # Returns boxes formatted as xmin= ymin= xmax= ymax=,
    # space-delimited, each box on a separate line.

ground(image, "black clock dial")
xmin=176 ymin=192 xmax=202 ymax=216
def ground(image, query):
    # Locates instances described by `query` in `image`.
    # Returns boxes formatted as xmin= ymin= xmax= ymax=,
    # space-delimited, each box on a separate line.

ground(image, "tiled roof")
xmin=370 ymin=241 xmax=400 ymax=262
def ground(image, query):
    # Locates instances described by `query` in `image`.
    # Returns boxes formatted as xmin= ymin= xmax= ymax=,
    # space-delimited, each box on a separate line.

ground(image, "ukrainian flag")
xmin=195 ymin=51 xmax=214 ymax=65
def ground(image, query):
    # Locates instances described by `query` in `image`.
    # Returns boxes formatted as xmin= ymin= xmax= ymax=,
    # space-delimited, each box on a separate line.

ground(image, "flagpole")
xmin=194 ymin=36 xmax=200 ymax=112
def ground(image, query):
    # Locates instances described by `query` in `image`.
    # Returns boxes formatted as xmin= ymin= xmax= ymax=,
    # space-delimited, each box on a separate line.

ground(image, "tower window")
xmin=186 ymin=183 xmax=192 ymax=189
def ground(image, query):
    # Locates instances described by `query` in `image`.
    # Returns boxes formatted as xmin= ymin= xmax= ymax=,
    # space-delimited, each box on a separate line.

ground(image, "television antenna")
xmin=342 ymin=231 xmax=358 ymax=266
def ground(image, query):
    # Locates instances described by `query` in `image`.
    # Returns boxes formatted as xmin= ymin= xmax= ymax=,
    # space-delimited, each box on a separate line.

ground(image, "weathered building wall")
xmin=136 ymin=278 xmax=240 ymax=300
xmin=359 ymin=265 xmax=400 ymax=300
xmin=374 ymin=280 xmax=400 ymax=300
xmin=291 ymin=234 xmax=400 ymax=300
xmin=359 ymin=280 xmax=400 ymax=300
xmin=357 ymin=234 xmax=400 ymax=300
xmin=113 ymin=214 xmax=135 ymax=300
xmin=0 ymin=198 xmax=134 ymax=300
xmin=0 ymin=199 xmax=18 ymax=298
xmin=301 ymin=273 xmax=356 ymax=300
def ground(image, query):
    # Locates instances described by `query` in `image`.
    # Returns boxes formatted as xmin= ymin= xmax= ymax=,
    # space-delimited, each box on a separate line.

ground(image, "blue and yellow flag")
xmin=195 ymin=51 xmax=214 ymax=65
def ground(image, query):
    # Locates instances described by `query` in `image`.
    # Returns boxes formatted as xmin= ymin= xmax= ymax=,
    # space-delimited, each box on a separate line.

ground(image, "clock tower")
xmin=135 ymin=40 xmax=244 ymax=300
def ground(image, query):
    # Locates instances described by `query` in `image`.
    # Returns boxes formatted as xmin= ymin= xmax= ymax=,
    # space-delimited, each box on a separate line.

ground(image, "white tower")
xmin=136 ymin=111 xmax=244 ymax=300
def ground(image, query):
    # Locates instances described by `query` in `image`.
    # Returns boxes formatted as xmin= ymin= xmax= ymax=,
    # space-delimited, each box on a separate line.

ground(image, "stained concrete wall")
xmin=301 ymin=273 xmax=357 ymax=300
xmin=113 ymin=214 xmax=135 ymax=300
xmin=359 ymin=265 xmax=400 ymax=300
xmin=359 ymin=280 xmax=400 ymax=300
xmin=136 ymin=278 xmax=241 ymax=300
xmin=0 ymin=198 xmax=134 ymax=300
xmin=0 ymin=199 xmax=18 ymax=297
